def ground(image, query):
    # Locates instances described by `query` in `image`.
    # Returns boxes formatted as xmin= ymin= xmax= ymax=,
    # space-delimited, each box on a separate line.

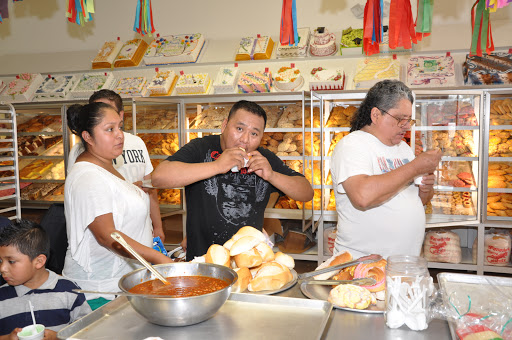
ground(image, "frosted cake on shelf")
xmin=276 ymin=28 xmax=311 ymax=58
xmin=463 ymin=52 xmax=512 ymax=85
xmin=274 ymin=67 xmax=303 ymax=91
xmin=144 ymin=33 xmax=205 ymax=65
xmin=238 ymin=71 xmax=272 ymax=93
xmin=407 ymin=56 xmax=456 ymax=87
xmin=213 ymin=66 xmax=240 ymax=94
xmin=353 ymin=58 xmax=400 ymax=89
xmin=113 ymin=77 xmax=148 ymax=97
xmin=70 ymin=72 xmax=114 ymax=99
xmin=92 ymin=39 xmax=123 ymax=69
xmin=309 ymin=67 xmax=345 ymax=91
xmin=113 ymin=39 xmax=148 ymax=68
xmin=235 ymin=36 xmax=274 ymax=61
xmin=175 ymin=73 xmax=211 ymax=95
xmin=0 ymin=81 xmax=5 ymax=96
xmin=34 ymin=74 xmax=79 ymax=101
xmin=340 ymin=27 xmax=363 ymax=55
xmin=309 ymin=27 xmax=337 ymax=57
xmin=0 ymin=73 xmax=43 ymax=102
xmin=147 ymin=70 xmax=177 ymax=96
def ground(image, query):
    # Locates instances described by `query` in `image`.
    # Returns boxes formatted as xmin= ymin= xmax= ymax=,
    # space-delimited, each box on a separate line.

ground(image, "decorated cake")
xmin=274 ymin=66 xmax=304 ymax=91
xmin=34 ymin=74 xmax=79 ymax=101
xmin=213 ymin=66 xmax=240 ymax=94
xmin=309 ymin=67 xmax=345 ymax=91
xmin=276 ymin=28 xmax=311 ymax=58
xmin=0 ymin=73 xmax=43 ymax=102
xmin=70 ymin=72 xmax=114 ymax=99
xmin=144 ymin=33 xmax=205 ymax=65
xmin=463 ymin=52 xmax=512 ymax=85
xmin=353 ymin=58 xmax=400 ymax=89
xmin=340 ymin=27 xmax=363 ymax=55
xmin=147 ymin=70 xmax=177 ymax=96
xmin=235 ymin=36 xmax=274 ymax=61
xmin=309 ymin=27 xmax=337 ymax=57
xmin=92 ymin=39 xmax=123 ymax=69
xmin=113 ymin=39 xmax=148 ymax=68
xmin=113 ymin=77 xmax=148 ymax=97
xmin=175 ymin=73 xmax=211 ymax=95
xmin=237 ymin=71 xmax=272 ymax=93
xmin=407 ymin=56 xmax=456 ymax=87
xmin=0 ymin=81 xmax=6 ymax=97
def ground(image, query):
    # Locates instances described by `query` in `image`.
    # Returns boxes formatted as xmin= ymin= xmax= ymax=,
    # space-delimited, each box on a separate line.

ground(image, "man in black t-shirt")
xmin=152 ymin=100 xmax=314 ymax=260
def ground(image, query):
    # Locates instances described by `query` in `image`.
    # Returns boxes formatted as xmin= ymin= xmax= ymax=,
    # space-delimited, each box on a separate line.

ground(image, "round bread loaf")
xmin=230 ymin=236 xmax=261 ymax=256
xmin=274 ymin=251 xmax=295 ymax=269
xmin=232 ymin=226 xmax=266 ymax=242
xmin=232 ymin=267 xmax=251 ymax=293
xmin=204 ymin=244 xmax=230 ymax=267
xmin=248 ymin=262 xmax=293 ymax=292
xmin=255 ymin=242 xmax=275 ymax=262
xmin=234 ymin=248 xmax=263 ymax=268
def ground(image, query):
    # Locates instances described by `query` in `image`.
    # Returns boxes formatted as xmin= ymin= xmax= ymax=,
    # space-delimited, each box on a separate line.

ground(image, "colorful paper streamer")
xmin=363 ymin=0 xmax=383 ymax=56
xmin=133 ymin=0 xmax=155 ymax=36
xmin=470 ymin=0 xmax=494 ymax=56
xmin=486 ymin=0 xmax=512 ymax=12
xmin=388 ymin=0 xmax=418 ymax=50
xmin=280 ymin=0 xmax=298 ymax=46
xmin=66 ymin=0 xmax=95 ymax=26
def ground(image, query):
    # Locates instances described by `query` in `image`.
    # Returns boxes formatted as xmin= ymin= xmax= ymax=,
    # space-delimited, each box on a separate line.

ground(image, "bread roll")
xmin=248 ymin=262 xmax=293 ymax=292
xmin=314 ymin=251 xmax=353 ymax=280
xmin=232 ymin=226 xmax=266 ymax=242
xmin=230 ymin=236 xmax=261 ymax=256
xmin=223 ymin=238 xmax=235 ymax=250
xmin=255 ymin=242 xmax=275 ymax=262
xmin=232 ymin=267 xmax=251 ymax=293
xmin=274 ymin=251 xmax=295 ymax=269
xmin=234 ymin=248 xmax=263 ymax=268
xmin=328 ymin=284 xmax=376 ymax=310
xmin=204 ymin=244 xmax=230 ymax=267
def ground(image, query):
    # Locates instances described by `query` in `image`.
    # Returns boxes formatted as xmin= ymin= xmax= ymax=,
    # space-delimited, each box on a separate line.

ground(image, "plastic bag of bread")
xmin=423 ymin=230 xmax=462 ymax=264
xmin=472 ymin=229 xmax=511 ymax=266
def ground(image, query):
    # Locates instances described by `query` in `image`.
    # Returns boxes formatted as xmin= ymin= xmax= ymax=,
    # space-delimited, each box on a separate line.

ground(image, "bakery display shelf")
xmin=486 ymin=216 xmax=512 ymax=222
xmin=186 ymin=128 xmax=220 ymax=133
xmin=483 ymin=265 xmax=512 ymax=274
xmin=425 ymin=215 xmax=479 ymax=225
xmin=489 ymin=157 xmax=512 ymax=162
xmin=426 ymin=247 xmax=475 ymax=268
xmin=264 ymin=208 xmax=312 ymax=220
xmin=19 ymin=155 xmax=62 ymax=160
xmin=441 ymin=156 xmax=479 ymax=162
xmin=487 ymin=188 xmax=512 ymax=193
xmin=272 ymin=244 xmax=319 ymax=260
xmin=489 ymin=125 xmax=512 ymax=130
xmin=482 ymin=220 xmax=512 ymax=228
xmin=435 ymin=186 xmax=478 ymax=192
xmin=17 ymin=131 xmax=62 ymax=136
xmin=413 ymin=125 xmax=479 ymax=131
xmin=323 ymin=127 xmax=350 ymax=132
xmin=136 ymin=129 xmax=179 ymax=134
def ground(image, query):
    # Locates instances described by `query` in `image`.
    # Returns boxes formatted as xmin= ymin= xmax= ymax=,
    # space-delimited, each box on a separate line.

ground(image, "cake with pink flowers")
xmin=407 ymin=56 xmax=456 ymax=87
xmin=237 ymin=71 xmax=272 ymax=93
xmin=0 ymin=73 xmax=44 ymax=102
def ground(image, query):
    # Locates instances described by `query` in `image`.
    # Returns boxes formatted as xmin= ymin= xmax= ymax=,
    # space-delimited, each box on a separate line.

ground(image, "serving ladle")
xmin=111 ymin=231 xmax=170 ymax=285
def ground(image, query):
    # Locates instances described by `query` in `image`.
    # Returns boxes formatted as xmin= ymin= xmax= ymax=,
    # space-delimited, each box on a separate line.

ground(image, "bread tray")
xmin=438 ymin=272 xmax=512 ymax=340
xmin=57 ymin=292 xmax=332 ymax=340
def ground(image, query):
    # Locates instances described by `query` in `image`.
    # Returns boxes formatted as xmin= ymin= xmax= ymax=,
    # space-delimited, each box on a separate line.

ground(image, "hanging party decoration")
xmin=363 ymin=0 xmax=383 ymax=56
xmin=133 ymin=0 xmax=155 ymax=36
xmin=66 ymin=0 xmax=95 ymax=25
xmin=415 ymin=0 xmax=433 ymax=40
xmin=470 ymin=0 xmax=494 ymax=56
xmin=388 ymin=0 xmax=418 ymax=50
xmin=486 ymin=0 xmax=512 ymax=12
xmin=1 ymin=0 xmax=23 ymax=24
xmin=280 ymin=0 xmax=298 ymax=46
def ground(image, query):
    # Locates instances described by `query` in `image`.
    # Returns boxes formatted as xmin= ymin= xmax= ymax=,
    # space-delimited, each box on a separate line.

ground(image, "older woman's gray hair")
xmin=350 ymin=80 xmax=414 ymax=132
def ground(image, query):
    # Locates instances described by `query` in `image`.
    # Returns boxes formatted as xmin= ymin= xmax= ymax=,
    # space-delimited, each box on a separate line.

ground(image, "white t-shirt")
xmin=67 ymin=132 xmax=153 ymax=183
xmin=62 ymin=162 xmax=153 ymax=299
xmin=330 ymin=130 xmax=425 ymax=259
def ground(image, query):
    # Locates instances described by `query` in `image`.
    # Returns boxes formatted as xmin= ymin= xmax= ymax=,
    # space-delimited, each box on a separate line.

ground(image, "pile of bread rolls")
xmin=490 ymin=99 xmax=512 ymax=125
xmin=428 ymin=130 xmax=476 ymax=157
xmin=260 ymin=132 xmax=302 ymax=156
xmin=274 ymin=195 xmax=299 ymax=209
xmin=325 ymin=105 xmax=357 ymax=127
xmin=489 ymin=131 xmax=512 ymax=157
xmin=427 ymin=191 xmax=474 ymax=215
xmin=139 ymin=133 xmax=179 ymax=156
xmin=487 ymin=193 xmax=512 ymax=217
xmin=190 ymin=106 xmax=230 ymax=129
xmin=277 ymin=103 xmax=303 ymax=128
xmin=488 ymin=162 xmax=512 ymax=188
xmin=158 ymin=189 xmax=181 ymax=205
xmin=263 ymin=105 xmax=283 ymax=128
xmin=296 ymin=189 xmax=323 ymax=210
xmin=304 ymin=107 xmax=321 ymax=128
xmin=327 ymin=132 xmax=349 ymax=156
xmin=196 ymin=226 xmax=295 ymax=293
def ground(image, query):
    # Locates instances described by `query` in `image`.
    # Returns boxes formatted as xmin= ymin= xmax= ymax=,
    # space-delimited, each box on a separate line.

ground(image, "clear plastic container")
xmin=384 ymin=255 xmax=433 ymax=331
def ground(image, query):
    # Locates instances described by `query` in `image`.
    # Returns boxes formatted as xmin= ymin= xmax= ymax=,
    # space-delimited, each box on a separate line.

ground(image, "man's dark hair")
xmin=227 ymin=100 xmax=267 ymax=127
xmin=350 ymin=80 xmax=414 ymax=132
xmin=89 ymin=89 xmax=123 ymax=113
xmin=0 ymin=219 xmax=50 ymax=261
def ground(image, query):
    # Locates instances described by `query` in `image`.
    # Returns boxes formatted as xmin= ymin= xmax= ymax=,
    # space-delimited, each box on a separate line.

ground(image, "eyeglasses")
xmin=377 ymin=107 xmax=416 ymax=128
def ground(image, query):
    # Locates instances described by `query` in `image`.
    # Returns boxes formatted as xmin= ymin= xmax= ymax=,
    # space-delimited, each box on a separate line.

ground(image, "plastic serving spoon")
xmin=110 ymin=231 xmax=170 ymax=285
xmin=298 ymin=254 xmax=383 ymax=280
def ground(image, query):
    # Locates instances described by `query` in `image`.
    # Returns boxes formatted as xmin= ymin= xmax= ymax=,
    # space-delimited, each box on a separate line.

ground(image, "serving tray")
xmin=58 ymin=292 xmax=332 ymax=340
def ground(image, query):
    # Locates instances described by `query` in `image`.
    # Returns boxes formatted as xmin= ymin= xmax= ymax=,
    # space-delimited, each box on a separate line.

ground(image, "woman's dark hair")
xmin=227 ymin=100 xmax=267 ymax=127
xmin=350 ymin=80 xmax=414 ymax=132
xmin=0 ymin=219 xmax=50 ymax=261
xmin=66 ymin=102 xmax=114 ymax=149
xmin=89 ymin=89 xmax=123 ymax=113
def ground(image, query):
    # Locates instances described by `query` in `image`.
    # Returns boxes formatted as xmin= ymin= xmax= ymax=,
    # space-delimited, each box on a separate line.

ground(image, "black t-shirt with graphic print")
xmin=167 ymin=135 xmax=303 ymax=260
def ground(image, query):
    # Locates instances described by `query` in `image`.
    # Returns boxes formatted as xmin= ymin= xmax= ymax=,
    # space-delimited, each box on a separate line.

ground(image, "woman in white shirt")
xmin=62 ymin=102 xmax=172 ymax=306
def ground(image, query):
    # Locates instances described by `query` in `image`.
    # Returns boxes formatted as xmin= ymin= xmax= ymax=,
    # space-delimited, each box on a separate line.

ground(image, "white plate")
xmin=246 ymin=269 xmax=298 ymax=295
xmin=300 ymin=281 xmax=385 ymax=313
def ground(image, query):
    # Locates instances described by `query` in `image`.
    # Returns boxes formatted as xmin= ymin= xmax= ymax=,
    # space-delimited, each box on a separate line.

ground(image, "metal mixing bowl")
xmin=118 ymin=262 xmax=237 ymax=326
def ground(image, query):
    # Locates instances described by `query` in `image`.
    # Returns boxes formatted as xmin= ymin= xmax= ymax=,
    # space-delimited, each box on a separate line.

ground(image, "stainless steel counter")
xmin=277 ymin=283 xmax=452 ymax=340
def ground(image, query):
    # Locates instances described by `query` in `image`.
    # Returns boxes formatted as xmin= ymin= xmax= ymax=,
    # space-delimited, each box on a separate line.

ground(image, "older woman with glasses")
xmin=330 ymin=80 xmax=442 ymax=259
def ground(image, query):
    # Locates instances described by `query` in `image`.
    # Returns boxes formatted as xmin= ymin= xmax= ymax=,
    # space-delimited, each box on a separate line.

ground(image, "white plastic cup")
xmin=17 ymin=324 xmax=45 ymax=340
xmin=231 ymin=158 xmax=249 ymax=172
xmin=414 ymin=175 xmax=424 ymax=186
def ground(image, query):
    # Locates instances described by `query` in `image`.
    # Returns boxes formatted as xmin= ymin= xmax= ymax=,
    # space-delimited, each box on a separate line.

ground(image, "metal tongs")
xmin=298 ymin=254 xmax=382 ymax=285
